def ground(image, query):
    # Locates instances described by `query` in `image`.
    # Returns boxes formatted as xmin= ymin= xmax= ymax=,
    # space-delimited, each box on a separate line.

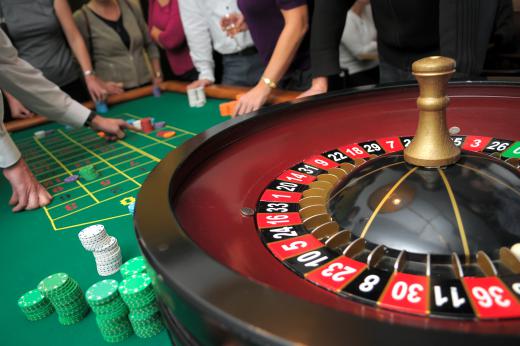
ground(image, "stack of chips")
xmin=78 ymin=225 xmax=123 ymax=276
xmin=119 ymin=273 xmax=164 ymax=338
xmin=141 ymin=118 xmax=154 ymax=133
xmin=187 ymin=87 xmax=206 ymax=107
xmin=120 ymin=256 xmax=147 ymax=278
xmin=79 ymin=164 xmax=99 ymax=181
xmin=93 ymin=237 xmax=123 ymax=276
xmin=18 ymin=289 xmax=55 ymax=321
xmin=86 ymin=279 xmax=133 ymax=343
xmin=37 ymin=273 xmax=90 ymax=325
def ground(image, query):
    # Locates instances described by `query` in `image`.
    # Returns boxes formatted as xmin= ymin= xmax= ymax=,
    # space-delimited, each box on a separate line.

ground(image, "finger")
xmin=39 ymin=187 xmax=53 ymax=207
xmin=9 ymin=190 xmax=18 ymax=206
xmin=26 ymin=189 xmax=40 ymax=210
xmin=13 ymin=189 xmax=28 ymax=212
xmin=233 ymin=101 xmax=243 ymax=116
xmin=116 ymin=129 xmax=125 ymax=139
xmin=120 ymin=122 xmax=139 ymax=132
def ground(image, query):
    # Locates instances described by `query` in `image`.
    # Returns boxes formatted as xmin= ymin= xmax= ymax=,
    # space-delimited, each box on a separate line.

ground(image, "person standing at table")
xmin=74 ymin=0 xmax=163 ymax=90
xmin=147 ymin=0 xmax=197 ymax=82
xmin=339 ymin=0 xmax=378 ymax=88
xmin=299 ymin=0 xmax=510 ymax=98
xmin=0 ymin=0 xmax=108 ymax=119
xmin=223 ymin=0 xmax=311 ymax=115
xmin=178 ymin=0 xmax=263 ymax=89
xmin=0 ymin=30 xmax=135 ymax=212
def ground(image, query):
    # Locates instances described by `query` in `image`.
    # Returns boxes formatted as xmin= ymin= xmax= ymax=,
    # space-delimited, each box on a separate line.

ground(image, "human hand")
xmin=220 ymin=12 xmax=247 ymax=37
xmin=90 ymin=115 xmax=138 ymax=140
xmin=233 ymin=82 xmax=271 ymax=116
xmin=85 ymin=75 xmax=107 ymax=102
xmin=187 ymin=79 xmax=213 ymax=90
xmin=297 ymin=77 xmax=328 ymax=99
xmin=103 ymin=81 xmax=124 ymax=95
xmin=3 ymin=159 xmax=52 ymax=212
xmin=5 ymin=93 xmax=34 ymax=119
xmin=150 ymin=26 xmax=163 ymax=46
xmin=153 ymin=75 xmax=163 ymax=87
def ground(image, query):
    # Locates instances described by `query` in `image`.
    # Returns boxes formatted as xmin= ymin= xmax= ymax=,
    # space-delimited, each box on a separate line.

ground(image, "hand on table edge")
xmin=297 ymin=76 xmax=328 ymax=99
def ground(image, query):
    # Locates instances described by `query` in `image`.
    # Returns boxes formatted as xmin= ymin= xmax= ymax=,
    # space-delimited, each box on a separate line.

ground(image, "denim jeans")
xmin=221 ymin=52 xmax=264 ymax=87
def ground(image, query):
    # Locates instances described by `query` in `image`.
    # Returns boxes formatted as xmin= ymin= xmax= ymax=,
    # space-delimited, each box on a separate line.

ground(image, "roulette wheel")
xmin=135 ymin=57 xmax=520 ymax=345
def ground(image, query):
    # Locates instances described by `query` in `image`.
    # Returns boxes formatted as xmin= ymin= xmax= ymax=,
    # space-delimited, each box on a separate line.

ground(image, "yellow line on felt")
xmin=116 ymin=140 xmax=160 ymax=162
xmin=41 ymin=141 xmax=162 ymax=189
xmin=131 ymin=130 xmax=177 ymax=149
xmin=437 ymin=168 xmax=470 ymax=259
xmin=52 ymin=186 xmax=141 ymax=221
xmin=48 ymin=171 xmax=149 ymax=210
xmin=457 ymin=163 xmax=520 ymax=198
xmin=43 ymin=206 xmax=58 ymax=231
xmin=52 ymin=159 xmax=154 ymax=197
xmin=34 ymin=137 xmax=99 ymax=203
xmin=123 ymin=112 xmax=197 ymax=136
xmin=54 ymin=214 xmax=130 ymax=231
xmin=58 ymin=130 xmax=142 ymax=187
xmin=360 ymin=167 xmax=418 ymax=239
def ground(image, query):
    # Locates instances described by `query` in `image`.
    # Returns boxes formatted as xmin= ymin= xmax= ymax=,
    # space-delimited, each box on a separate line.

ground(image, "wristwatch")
xmin=84 ymin=111 xmax=98 ymax=127
xmin=262 ymin=76 xmax=277 ymax=89
xmin=83 ymin=70 xmax=95 ymax=77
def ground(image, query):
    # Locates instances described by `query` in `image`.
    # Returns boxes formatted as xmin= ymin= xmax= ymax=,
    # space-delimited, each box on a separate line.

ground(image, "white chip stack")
xmin=78 ymin=225 xmax=123 ymax=276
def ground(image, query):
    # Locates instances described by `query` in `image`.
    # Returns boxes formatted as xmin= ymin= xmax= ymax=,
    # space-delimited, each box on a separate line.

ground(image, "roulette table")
xmin=135 ymin=58 xmax=520 ymax=345
xmin=0 ymin=82 xmax=294 ymax=346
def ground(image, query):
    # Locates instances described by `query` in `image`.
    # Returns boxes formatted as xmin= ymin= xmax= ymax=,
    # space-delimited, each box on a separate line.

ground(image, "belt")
xmin=225 ymin=46 xmax=258 ymax=57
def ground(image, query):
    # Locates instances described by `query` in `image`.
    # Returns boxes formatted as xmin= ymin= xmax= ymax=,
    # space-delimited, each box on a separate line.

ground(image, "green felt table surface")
xmin=0 ymin=91 xmax=228 ymax=346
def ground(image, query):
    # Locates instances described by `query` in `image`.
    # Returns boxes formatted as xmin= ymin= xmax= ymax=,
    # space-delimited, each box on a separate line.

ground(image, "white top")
xmin=339 ymin=4 xmax=378 ymax=75
xmin=0 ymin=30 xmax=90 ymax=168
xmin=178 ymin=0 xmax=255 ymax=82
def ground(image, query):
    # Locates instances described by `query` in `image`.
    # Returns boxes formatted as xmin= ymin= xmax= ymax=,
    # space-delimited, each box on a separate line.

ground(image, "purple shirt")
xmin=237 ymin=0 xmax=311 ymax=73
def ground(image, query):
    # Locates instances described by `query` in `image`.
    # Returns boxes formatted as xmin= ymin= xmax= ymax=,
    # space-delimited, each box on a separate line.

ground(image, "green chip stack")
xmin=120 ymin=256 xmax=147 ymax=278
xmin=119 ymin=273 xmax=164 ymax=338
xmin=86 ymin=279 xmax=133 ymax=343
xmin=18 ymin=289 xmax=55 ymax=321
xmin=37 ymin=273 xmax=90 ymax=325
xmin=79 ymin=164 xmax=99 ymax=181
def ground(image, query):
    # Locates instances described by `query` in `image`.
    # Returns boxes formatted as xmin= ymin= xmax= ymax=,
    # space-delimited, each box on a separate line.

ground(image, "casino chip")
xmin=37 ymin=273 xmax=90 ymax=325
xmin=18 ymin=289 xmax=55 ymax=321
xmin=86 ymin=279 xmax=133 ymax=343
xmin=78 ymin=225 xmax=122 ymax=276
xmin=120 ymin=256 xmax=147 ymax=278
xmin=128 ymin=202 xmax=135 ymax=215
xmin=64 ymin=175 xmax=79 ymax=183
xmin=79 ymin=164 xmax=99 ymax=181
xmin=119 ymin=273 xmax=164 ymax=338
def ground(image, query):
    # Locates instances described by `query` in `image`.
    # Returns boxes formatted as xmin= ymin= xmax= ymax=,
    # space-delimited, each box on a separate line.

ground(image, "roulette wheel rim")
xmin=135 ymin=81 xmax=520 ymax=346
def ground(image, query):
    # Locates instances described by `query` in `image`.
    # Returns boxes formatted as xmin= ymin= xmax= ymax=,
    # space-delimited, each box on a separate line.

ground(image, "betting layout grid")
xmin=13 ymin=114 xmax=195 ymax=231
xmin=255 ymin=135 xmax=520 ymax=320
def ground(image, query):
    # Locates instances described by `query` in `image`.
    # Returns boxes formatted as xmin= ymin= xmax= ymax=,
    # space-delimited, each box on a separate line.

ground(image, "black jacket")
xmin=310 ymin=0 xmax=510 ymax=79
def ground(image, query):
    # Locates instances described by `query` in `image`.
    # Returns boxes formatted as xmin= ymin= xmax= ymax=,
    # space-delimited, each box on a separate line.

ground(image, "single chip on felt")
xmin=79 ymin=164 xmax=99 ymax=181
xmin=128 ymin=202 xmax=136 ymax=215
xmin=141 ymin=118 xmax=154 ymax=133
xmin=219 ymin=100 xmax=237 ymax=117
xmin=154 ymin=121 xmax=166 ymax=129
xmin=156 ymin=130 xmax=176 ymax=139
xmin=97 ymin=131 xmax=106 ymax=138
xmin=64 ymin=175 xmax=80 ymax=183
xmin=34 ymin=130 xmax=46 ymax=139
